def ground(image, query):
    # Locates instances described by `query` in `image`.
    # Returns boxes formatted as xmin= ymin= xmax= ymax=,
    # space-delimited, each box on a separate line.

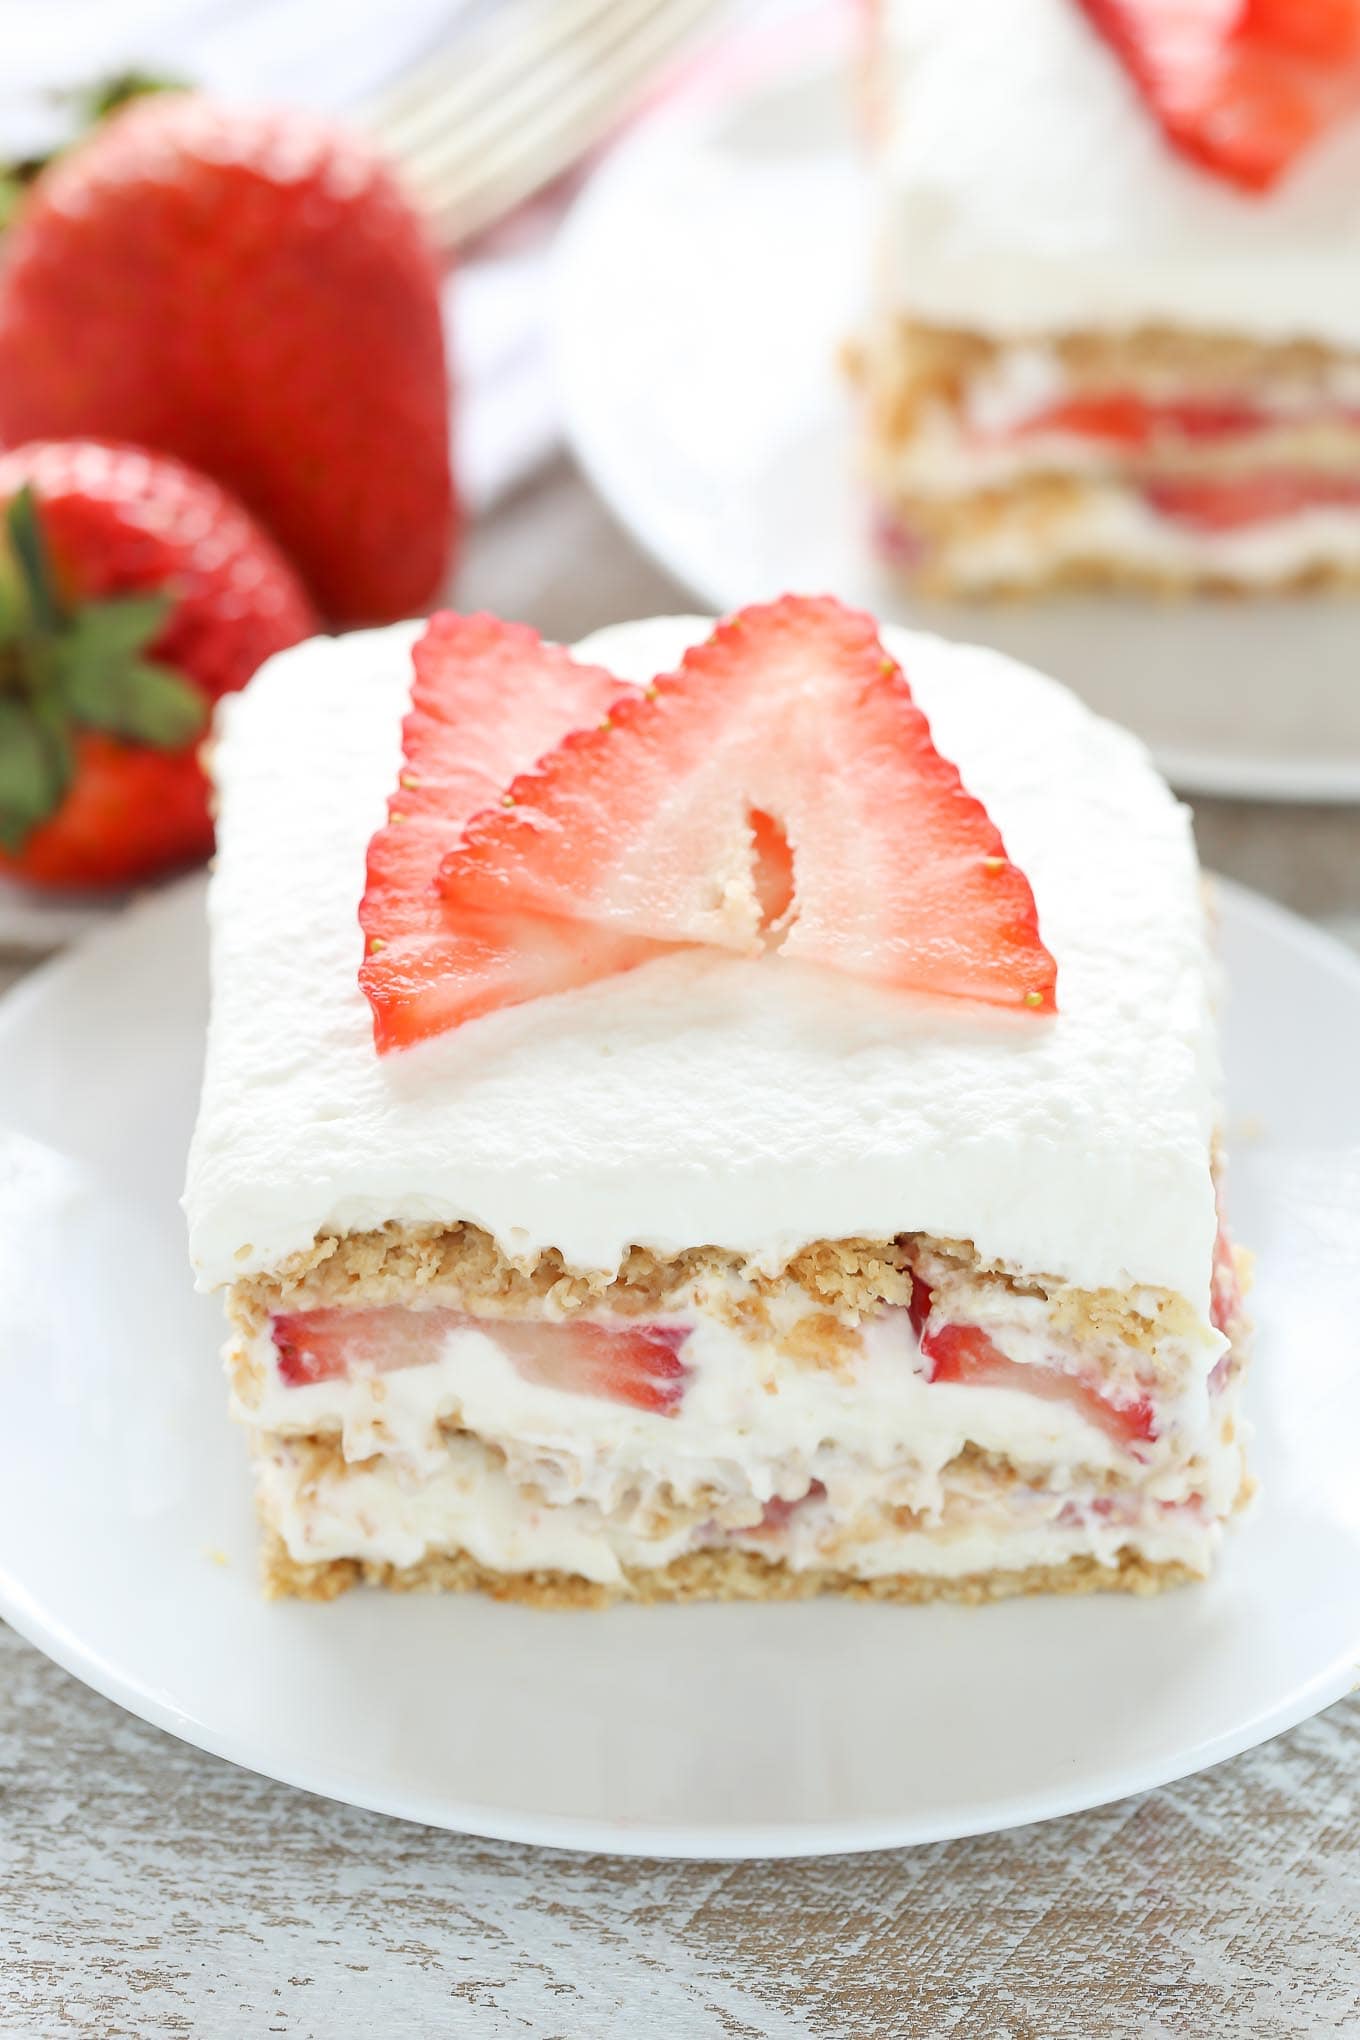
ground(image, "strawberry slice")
xmin=359 ymin=612 xmax=634 ymax=1051
xmin=1143 ymin=470 xmax=1360 ymax=531
xmin=272 ymin=1307 xmax=461 ymax=1385
xmin=1077 ymin=0 xmax=1360 ymax=192
xmin=1241 ymin=0 xmax=1360 ymax=62
xmin=495 ymin=1320 xmax=691 ymax=1416
xmin=910 ymin=1283 xmax=1155 ymax=1448
xmin=427 ymin=595 xmax=1055 ymax=1033
xmin=271 ymin=1305 xmax=690 ymax=1415
xmin=1012 ymin=392 xmax=1268 ymax=446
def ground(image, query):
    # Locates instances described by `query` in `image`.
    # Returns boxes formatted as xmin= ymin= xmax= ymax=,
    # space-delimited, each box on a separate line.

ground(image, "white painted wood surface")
xmin=3 ymin=464 xmax=1360 ymax=2039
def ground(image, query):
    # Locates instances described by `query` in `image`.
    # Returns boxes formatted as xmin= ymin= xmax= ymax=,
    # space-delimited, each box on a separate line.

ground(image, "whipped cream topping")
xmin=878 ymin=0 xmax=1360 ymax=345
xmin=184 ymin=615 xmax=1220 ymax=1306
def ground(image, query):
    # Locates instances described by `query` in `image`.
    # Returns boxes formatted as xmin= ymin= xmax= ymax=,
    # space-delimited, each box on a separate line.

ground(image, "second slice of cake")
xmin=184 ymin=596 xmax=1249 ymax=1603
xmin=860 ymin=0 xmax=1360 ymax=596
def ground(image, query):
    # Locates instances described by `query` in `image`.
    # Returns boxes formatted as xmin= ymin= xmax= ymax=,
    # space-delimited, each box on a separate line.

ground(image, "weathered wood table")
xmin=3 ymin=465 xmax=1359 ymax=2039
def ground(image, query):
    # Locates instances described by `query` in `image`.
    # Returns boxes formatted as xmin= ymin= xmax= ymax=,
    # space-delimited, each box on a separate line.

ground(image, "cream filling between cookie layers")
xmin=254 ymin=1427 xmax=1241 ymax=1585
xmin=881 ymin=490 xmax=1360 ymax=591
xmin=239 ymin=1290 xmax=1243 ymax=1581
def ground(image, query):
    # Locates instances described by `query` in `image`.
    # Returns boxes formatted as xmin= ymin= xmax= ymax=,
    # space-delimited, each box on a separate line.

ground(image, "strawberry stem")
xmin=0 ymin=485 xmax=207 ymax=852
xmin=0 ymin=72 xmax=185 ymax=234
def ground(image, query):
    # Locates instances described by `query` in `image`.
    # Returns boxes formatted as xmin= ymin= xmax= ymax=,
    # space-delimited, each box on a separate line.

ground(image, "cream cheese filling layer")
xmin=255 ymin=1426 xmax=1240 ymax=1585
xmin=237 ymin=1291 xmax=1237 ymax=1546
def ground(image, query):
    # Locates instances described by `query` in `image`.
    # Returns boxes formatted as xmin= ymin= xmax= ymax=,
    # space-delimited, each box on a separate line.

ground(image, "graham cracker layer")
xmin=261 ymin=1530 xmax=1199 ymax=1607
xmin=853 ymin=318 xmax=1360 ymax=449
xmin=228 ymin=1219 xmax=1206 ymax=1365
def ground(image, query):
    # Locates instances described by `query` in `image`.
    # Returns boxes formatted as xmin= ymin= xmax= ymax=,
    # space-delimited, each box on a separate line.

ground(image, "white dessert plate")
xmin=0 ymin=875 xmax=1357 ymax=1860
xmin=555 ymin=45 xmax=1360 ymax=803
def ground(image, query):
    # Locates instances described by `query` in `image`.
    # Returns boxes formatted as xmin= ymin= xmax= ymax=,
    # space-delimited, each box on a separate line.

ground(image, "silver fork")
xmin=364 ymin=0 xmax=723 ymax=251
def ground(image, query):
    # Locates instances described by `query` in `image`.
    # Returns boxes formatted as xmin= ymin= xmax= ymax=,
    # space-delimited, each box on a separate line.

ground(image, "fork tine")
xmin=398 ymin=0 xmax=718 ymax=241
xmin=366 ymin=0 xmax=645 ymax=159
xmin=363 ymin=0 xmax=719 ymax=248
xmin=378 ymin=0 xmax=667 ymax=170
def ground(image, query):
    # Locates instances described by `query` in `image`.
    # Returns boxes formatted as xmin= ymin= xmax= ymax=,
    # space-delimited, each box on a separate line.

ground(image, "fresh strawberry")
xmin=911 ymin=1282 xmax=1155 ymax=1449
xmin=496 ymin=1320 xmax=691 ymax=1416
xmin=359 ymin=613 xmax=634 ymax=1052
xmin=407 ymin=595 xmax=1055 ymax=1040
xmin=1076 ymin=0 xmax=1360 ymax=191
xmin=272 ymin=1304 xmax=690 ymax=1416
xmin=0 ymin=94 xmax=455 ymax=626
xmin=1012 ymin=392 xmax=1268 ymax=446
xmin=1143 ymin=470 xmax=1360 ymax=531
xmin=0 ymin=439 xmax=317 ymax=888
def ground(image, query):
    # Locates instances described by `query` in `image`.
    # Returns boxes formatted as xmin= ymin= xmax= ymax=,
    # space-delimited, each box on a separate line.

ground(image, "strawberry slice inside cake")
xmin=185 ymin=597 xmax=1249 ymax=1604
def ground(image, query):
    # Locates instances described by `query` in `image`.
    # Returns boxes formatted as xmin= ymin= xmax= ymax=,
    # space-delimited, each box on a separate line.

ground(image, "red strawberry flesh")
xmin=359 ymin=613 xmax=636 ymax=1051
xmin=271 ymin=1306 xmax=691 ymax=1416
xmin=1009 ymin=392 xmax=1271 ymax=446
xmin=1077 ymin=0 xmax=1360 ymax=192
xmin=420 ymin=594 xmax=1056 ymax=1035
xmin=910 ymin=1282 xmax=1156 ymax=1448
xmin=0 ymin=94 xmax=455 ymax=626
xmin=496 ymin=1320 xmax=691 ymax=1416
xmin=273 ymin=1307 xmax=459 ymax=1386
xmin=1143 ymin=470 xmax=1360 ymax=532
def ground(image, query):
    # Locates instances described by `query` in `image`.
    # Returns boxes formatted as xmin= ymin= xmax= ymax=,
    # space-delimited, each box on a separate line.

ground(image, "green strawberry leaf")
xmin=0 ymin=698 xmax=71 ymax=850
xmin=0 ymin=546 xmax=25 ymax=639
xmin=5 ymin=486 xmax=63 ymax=631
xmin=73 ymin=70 xmax=187 ymax=124
xmin=62 ymin=657 xmax=207 ymax=750
xmin=0 ymin=168 xmax=31 ymax=236
xmin=1 ymin=74 xmax=187 ymax=241
xmin=54 ymin=592 xmax=174 ymax=689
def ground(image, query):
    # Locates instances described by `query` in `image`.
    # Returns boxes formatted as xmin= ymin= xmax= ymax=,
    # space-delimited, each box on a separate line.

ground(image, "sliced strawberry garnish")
xmin=271 ymin=1304 xmax=690 ymax=1415
xmin=425 ymin=595 xmax=1055 ymax=1033
xmin=911 ymin=1288 xmax=1155 ymax=1449
xmin=272 ymin=1306 xmax=460 ymax=1385
xmin=1077 ymin=0 xmax=1360 ymax=192
xmin=1143 ymin=470 xmax=1360 ymax=531
xmin=1241 ymin=0 xmax=1360 ymax=62
xmin=359 ymin=612 xmax=633 ymax=1051
xmin=1012 ymin=392 xmax=1268 ymax=446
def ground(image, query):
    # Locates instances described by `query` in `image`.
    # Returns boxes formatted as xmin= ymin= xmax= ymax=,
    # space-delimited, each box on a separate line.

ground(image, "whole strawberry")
xmin=0 ymin=439 xmax=318 ymax=889
xmin=0 ymin=95 xmax=456 ymax=627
